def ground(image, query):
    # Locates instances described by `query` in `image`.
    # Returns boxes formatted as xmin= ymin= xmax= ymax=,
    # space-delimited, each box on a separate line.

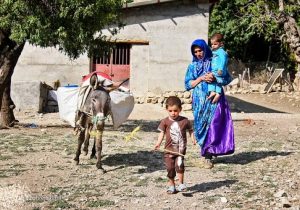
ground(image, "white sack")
xmin=110 ymin=91 xmax=134 ymax=129
xmin=57 ymin=86 xmax=79 ymax=127
xmin=57 ymin=85 xmax=134 ymax=128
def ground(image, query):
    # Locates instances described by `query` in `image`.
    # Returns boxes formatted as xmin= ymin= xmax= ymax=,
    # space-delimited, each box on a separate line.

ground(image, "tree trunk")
xmin=0 ymin=78 xmax=16 ymax=127
xmin=0 ymin=29 xmax=25 ymax=127
xmin=278 ymin=0 xmax=284 ymax=11
xmin=278 ymin=14 xmax=300 ymax=68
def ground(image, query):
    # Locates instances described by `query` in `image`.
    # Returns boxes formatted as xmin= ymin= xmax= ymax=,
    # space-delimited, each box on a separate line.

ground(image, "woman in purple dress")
xmin=184 ymin=39 xmax=234 ymax=169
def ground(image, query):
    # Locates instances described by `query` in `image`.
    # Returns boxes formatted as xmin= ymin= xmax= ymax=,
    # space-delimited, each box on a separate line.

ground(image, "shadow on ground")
xmin=214 ymin=151 xmax=292 ymax=165
xmin=183 ymin=179 xmax=238 ymax=196
xmin=227 ymin=96 xmax=285 ymax=113
xmin=106 ymin=120 xmax=160 ymax=133
xmin=102 ymin=150 xmax=165 ymax=173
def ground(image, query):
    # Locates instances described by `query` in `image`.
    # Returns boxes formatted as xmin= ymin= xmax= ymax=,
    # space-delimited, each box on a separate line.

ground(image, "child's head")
xmin=210 ymin=33 xmax=224 ymax=51
xmin=165 ymin=96 xmax=182 ymax=120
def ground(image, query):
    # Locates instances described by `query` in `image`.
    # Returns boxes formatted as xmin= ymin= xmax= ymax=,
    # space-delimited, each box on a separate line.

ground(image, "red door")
xmin=92 ymin=44 xmax=131 ymax=88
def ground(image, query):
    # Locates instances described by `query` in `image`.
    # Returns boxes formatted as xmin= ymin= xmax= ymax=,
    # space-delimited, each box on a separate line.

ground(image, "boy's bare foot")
xmin=207 ymin=91 xmax=216 ymax=100
xmin=212 ymin=93 xmax=221 ymax=103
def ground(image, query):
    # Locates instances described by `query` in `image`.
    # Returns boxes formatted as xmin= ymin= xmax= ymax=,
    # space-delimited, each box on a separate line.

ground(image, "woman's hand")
xmin=204 ymin=72 xmax=215 ymax=83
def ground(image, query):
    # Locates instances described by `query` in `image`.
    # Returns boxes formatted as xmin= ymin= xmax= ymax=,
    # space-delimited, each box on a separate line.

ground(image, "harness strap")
xmin=80 ymin=85 xmax=92 ymax=110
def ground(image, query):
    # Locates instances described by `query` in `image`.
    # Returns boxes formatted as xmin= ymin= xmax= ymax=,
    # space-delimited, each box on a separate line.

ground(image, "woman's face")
xmin=193 ymin=46 xmax=204 ymax=60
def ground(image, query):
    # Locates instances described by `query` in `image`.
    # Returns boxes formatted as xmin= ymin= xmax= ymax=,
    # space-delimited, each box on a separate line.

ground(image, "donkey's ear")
xmin=90 ymin=73 xmax=99 ymax=90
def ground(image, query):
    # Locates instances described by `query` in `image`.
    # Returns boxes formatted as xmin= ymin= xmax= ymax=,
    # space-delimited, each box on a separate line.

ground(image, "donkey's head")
xmin=89 ymin=73 xmax=111 ymax=130
xmin=90 ymin=89 xmax=110 ymax=130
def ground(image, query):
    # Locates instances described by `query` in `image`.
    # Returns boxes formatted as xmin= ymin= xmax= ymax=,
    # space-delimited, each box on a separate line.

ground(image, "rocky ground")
xmin=0 ymin=92 xmax=300 ymax=210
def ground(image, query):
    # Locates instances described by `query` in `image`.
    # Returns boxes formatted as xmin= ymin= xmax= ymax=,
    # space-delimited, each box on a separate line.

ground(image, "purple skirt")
xmin=201 ymin=94 xmax=235 ymax=156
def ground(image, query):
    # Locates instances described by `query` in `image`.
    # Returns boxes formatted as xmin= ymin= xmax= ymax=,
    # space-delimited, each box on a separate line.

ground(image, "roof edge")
xmin=124 ymin=0 xmax=177 ymax=8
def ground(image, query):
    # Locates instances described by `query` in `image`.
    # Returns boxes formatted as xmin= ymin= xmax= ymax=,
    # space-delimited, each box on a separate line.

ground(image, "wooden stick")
xmin=163 ymin=149 xmax=185 ymax=157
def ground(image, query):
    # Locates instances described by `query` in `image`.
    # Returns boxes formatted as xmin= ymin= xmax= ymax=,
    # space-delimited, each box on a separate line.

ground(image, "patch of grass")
xmin=80 ymin=164 xmax=92 ymax=169
xmin=243 ymin=191 xmax=257 ymax=198
xmin=154 ymin=177 xmax=168 ymax=183
xmin=87 ymin=200 xmax=115 ymax=207
xmin=136 ymin=193 xmax=147 ymax=197
xmin=0 ymin=155 xmax=13 ymax=160
xmin=229 ymin=203 xmax=243 ymax=208
xmin=0 ymin=168 xmax=27 ymax=177
xmin=128 ymin=176 xmax=139 ymax=183
xmin=11 ymin=163 xmax=26 ymax=168
xmin=135 ymin=178 xmax=149 ymax=187
xmin=37 ymin=164 xmax=47 ymax=169
xmin=0 ymin=173 xmax=8 ymax=178
xmin=49 ymin=187 xmax=61 ymax=193
xmin=50 ymin=199 xmax=73 ymax=209
xmin=203 ymin=195 xmax=218 ymax=204
xmin=53 ymin=165 xmax=66 ymax=170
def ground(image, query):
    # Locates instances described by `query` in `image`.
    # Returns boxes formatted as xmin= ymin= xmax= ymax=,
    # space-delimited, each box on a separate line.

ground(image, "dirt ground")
xmin=0 ymin=92 xmax=300 ymax=210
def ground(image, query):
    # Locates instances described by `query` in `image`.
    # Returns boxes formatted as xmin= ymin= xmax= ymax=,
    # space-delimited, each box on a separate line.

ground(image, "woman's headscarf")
xmin=191 ymin=39 xmax=212 ymax=62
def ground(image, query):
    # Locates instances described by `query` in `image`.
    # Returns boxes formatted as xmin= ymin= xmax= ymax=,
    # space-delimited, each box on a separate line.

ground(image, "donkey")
xmin=73 ymin=73 xmax=112 ymax=172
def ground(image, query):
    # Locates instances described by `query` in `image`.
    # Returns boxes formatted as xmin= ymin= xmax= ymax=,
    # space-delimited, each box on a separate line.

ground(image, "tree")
xmin=0 ymin=0 xmax=126 ymax=127
xmin=209 ymin=0 xmax=300 ymax=71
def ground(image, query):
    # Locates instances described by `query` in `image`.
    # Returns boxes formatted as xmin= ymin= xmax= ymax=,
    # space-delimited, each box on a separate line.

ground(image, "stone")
xmin=158 ymin=97 xmax=165 ymax=104
xmin=220 ymin=197 xmax=228 ymax=203
xmin=274 ymin=190 xmax=287 ymax=198
xmin=146 ymin=98 xmax=152 ymax=103
xmin=183 ymin=98 xmax=192 ymax=104
xmin=177 ymin=92 xmax=183 ymax=98
xmin=281 ymin=198 xmax=291 ymax=208
xmin=169 ymin=91 xmax=177 ymax=96
xmin=229 ymin=78 xmax=240 ymax=86
xmin=151 ymin=98 xmax=158 ymax=104
xmin=183 ymin=91 xmax=191 ymax=98
xmin=182 ymin=104 xmax=192 ymax=111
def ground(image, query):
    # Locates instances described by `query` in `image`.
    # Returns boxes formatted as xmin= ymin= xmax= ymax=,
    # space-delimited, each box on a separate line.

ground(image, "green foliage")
xmin=209 ymin=0 xmax=300 ymax=66
xmin=87 ymin=199 xmax=115 ymax=207
xmin=0 ymin=0 xmax=130 ymax=59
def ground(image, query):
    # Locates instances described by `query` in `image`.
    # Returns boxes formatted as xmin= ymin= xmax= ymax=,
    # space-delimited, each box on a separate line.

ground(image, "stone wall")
xmin=135 ymin=91 xmax=192 ymax=110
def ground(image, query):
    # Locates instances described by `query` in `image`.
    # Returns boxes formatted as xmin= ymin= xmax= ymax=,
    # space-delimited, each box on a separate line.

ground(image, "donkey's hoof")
xmin=74 ymin=158 xmax=79 ymax=165
xmin=98 ymin=168 xmax=106 ymax=174
xmin=96 ymin=163 xmax=106 ymax=172
xmin=83 ymin=150 xmax=88 ymax=156
xmin=90 ymin=154 xmax=96 ymax=159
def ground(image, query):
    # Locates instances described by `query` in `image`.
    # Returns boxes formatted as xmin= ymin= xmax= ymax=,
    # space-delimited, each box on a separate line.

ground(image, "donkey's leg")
xmin=74 ymin=131 xmax=85 ymax=165
xmin=83 ymin=125 xmax=91 ymax=155
xmin=90 ymin=138 xmax=96 ymax=159
xmin=95 ymin=129 xmax=105 ymax=171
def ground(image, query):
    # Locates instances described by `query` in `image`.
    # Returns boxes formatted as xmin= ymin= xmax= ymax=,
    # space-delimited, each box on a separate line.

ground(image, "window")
xmin=93 ymin=43 xmax=131 ymax=65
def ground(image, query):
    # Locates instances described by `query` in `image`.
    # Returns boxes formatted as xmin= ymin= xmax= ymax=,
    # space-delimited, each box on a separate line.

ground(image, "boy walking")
xmin=154 ymin=96 xmax=195 ymax=194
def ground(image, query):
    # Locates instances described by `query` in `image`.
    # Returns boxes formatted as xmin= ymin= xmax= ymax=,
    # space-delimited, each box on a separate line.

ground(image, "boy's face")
xmin=210 ymin=39 xmax=222 ymax=51
xmin=167 ymin=105 xmax=181 ymax=120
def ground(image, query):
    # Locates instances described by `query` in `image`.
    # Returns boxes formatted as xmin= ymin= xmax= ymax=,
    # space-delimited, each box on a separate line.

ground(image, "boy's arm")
xmin=214 ymin=50 xmax=231 ymax=86
xmin=189 ymin=130 xmax=196 ymax=145
xmin=154 ymin=131 xmax=165 ymax=150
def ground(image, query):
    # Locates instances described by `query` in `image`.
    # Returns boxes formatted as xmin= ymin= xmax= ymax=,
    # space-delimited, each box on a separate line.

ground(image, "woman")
xmin=184 ymin=39 xmax=234 ymax=169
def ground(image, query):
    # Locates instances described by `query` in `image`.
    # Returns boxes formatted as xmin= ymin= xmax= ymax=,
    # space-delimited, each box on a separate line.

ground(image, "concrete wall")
xmin=13 ymin=43 xmax=89 ymax=86
xmin=116 ymin=2 xmax=210 ymax=96
xmin=12 ymin=1 xmax=210 ymax=105
xmin=11 ymin=81 xmax=48 ymax=112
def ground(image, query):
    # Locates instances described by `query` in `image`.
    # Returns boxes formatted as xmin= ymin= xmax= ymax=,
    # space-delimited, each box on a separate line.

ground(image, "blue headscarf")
xmin=191 ymin=39 xmax=212 ymax=62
